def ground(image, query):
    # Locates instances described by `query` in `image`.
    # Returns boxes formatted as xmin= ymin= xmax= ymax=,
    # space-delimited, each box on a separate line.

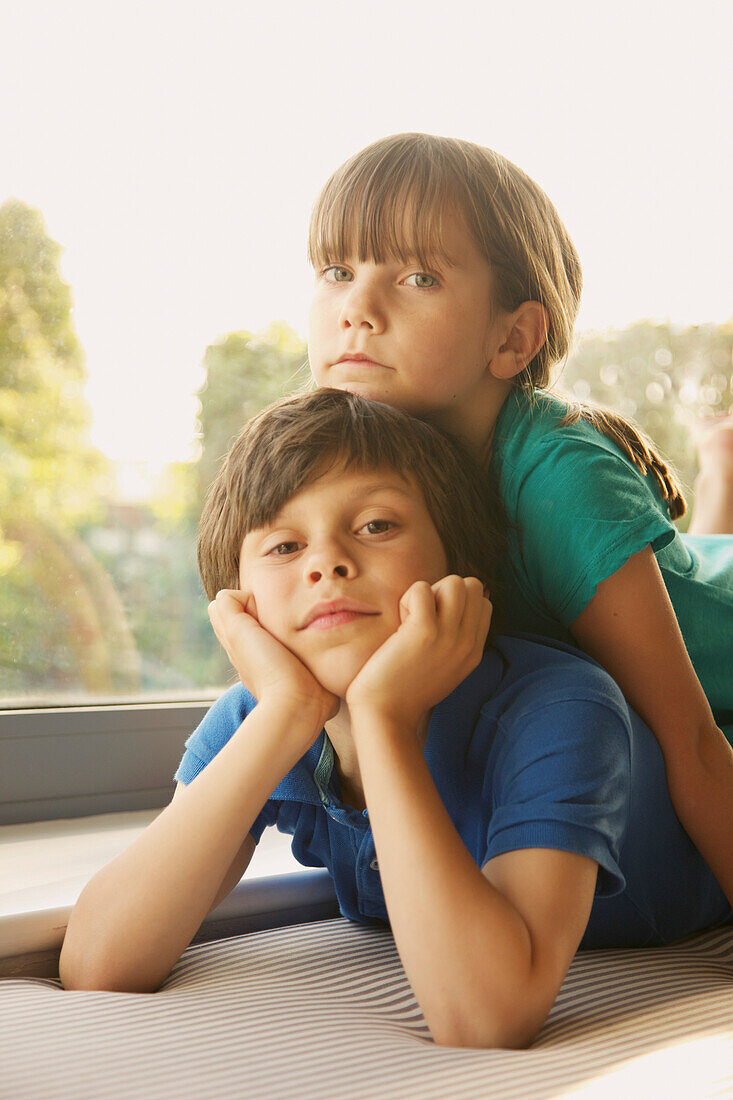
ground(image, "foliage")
xmin=0 ymin=200 xmax=139 ymax=697
xmin=0 ymin=200 xmax=105 ymax=531
xmin=558 ymin=320 xmax=733 ymax=525
xmin=195 ymin=321 xmax=308 ymax=505
xmin=82 ymin=512 xmax=227 ymax=693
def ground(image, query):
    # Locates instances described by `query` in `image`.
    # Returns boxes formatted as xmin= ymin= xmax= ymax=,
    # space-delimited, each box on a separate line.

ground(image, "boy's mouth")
xmin=300 ymin=599 xmax=380 ymax=630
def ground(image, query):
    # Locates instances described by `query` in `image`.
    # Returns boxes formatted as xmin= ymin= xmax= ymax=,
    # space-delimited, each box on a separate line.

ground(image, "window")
xmin=2 ymin=5 xmax=730 ymax=822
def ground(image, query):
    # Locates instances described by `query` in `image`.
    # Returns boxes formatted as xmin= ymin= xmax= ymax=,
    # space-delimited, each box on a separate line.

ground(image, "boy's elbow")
xmin=61 ymin=964 xmax=163 ymax=995
xmin=427 ymin=986 xmax=548 ymax=1050
xmin=431 ymin=1012 xmax=540 ymax=1051
xmin=59 ymin=941 xmax=164 ymax=995
xmin=61 ymin=968 xmax=153 ymax=994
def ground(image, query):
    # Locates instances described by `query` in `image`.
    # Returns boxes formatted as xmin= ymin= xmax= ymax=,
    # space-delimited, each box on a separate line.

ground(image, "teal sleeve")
xmin=512 ymin=437 xmax=676 ymax=625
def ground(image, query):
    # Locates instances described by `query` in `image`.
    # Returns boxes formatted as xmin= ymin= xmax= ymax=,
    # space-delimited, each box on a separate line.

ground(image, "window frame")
xmin=0 ymin=700 xmax=217 ymax=825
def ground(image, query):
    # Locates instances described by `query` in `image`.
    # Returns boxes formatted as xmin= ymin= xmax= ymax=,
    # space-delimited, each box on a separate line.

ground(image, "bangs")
xmin=308 ymin=135 xmax=469 ymax=270
xmin=238 ymin=435 xmax=415 ymax=537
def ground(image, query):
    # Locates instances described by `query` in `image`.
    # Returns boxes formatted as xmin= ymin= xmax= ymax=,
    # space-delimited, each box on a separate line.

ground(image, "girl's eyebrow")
xmin=326 ymin=250 xmax=452 ymax=273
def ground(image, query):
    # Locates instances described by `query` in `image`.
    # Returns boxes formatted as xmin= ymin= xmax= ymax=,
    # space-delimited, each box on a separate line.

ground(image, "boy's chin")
xmin=302 ymin=653 xmax=371 ymax=702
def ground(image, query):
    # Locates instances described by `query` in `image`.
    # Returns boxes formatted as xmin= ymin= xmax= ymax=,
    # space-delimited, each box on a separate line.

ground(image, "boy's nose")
xmin=306 ymin=562 xmax=350 ymax=583
xmin=304 ymin=545 xmax=357 ymax=584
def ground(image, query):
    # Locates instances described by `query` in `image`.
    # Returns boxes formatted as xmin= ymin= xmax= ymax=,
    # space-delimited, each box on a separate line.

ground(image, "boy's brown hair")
xmin=198 ymin=389 xmax=505 ymax=626
xmin=309 ymin=132 xmax=686 ymax=519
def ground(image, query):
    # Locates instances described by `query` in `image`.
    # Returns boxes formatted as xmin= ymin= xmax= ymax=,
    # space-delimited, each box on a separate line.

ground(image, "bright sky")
xmin=4 ymin=1 xmax=732 ymax=463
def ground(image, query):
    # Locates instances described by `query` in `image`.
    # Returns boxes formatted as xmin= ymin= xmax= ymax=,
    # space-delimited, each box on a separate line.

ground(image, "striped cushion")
xmin=1 ymin=918 xmax=732 ymax=1099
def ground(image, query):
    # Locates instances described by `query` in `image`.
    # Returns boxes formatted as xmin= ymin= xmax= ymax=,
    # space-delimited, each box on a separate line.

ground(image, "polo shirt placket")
xmin=311 ymin=733 xmax=386 ymax=920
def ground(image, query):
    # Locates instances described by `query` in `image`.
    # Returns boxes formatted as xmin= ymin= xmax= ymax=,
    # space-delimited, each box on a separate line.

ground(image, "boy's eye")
xmin=359 ymin=519 xmax=394 ymax=536
xmin=267 ymin=541 xmax=300 ymax=556
xmin=404 ymin=272 xmax=437 ymax=289
xmin=323 ymin=265 xmax=353 ymax=284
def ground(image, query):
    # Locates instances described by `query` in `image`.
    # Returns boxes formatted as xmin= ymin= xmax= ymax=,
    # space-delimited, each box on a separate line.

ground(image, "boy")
xmin=59 ymin=390 xmax=732 ymax=1050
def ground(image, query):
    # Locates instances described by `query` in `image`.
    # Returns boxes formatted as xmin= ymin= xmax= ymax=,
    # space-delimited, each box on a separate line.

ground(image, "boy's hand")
xmin=209 ymin=589 xmax=339 ymax=728
xmin=345 ymin=575 xmax=491 ymax=732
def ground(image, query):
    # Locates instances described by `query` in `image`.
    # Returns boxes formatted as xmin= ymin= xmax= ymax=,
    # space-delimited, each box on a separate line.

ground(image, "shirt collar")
xmin=268 ymin=648 xmax=506 ymax=807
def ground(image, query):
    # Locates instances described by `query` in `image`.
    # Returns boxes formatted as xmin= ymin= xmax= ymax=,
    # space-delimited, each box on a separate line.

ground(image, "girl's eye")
xmin=404 ymin=272 xmax=437 ymax=289
xmin=267 ymin=541 xmax=300 ymax=556
xmin=359 ymin=520 xmax=394 ymax=536
xmin=323 ymin=265 xmax=353 ymax=284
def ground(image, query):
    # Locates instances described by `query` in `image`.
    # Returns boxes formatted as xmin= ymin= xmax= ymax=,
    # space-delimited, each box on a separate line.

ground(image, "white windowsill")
xmin=0 ymin=809 xmax=323 ymax=970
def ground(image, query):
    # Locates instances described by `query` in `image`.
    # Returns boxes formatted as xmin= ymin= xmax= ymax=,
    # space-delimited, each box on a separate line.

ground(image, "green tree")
xmin=196 ymin=321 xmax=308 ymax=501
xmin=559 ymin=320 xmax=733 ymax=527
xmin=0 ymin=200 xmax=139 ymax=698
xmin=164 ymin=322 xmax=308 ymax=687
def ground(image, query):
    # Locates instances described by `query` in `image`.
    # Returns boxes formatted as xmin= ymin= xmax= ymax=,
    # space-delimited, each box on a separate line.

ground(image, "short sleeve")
xmin=173 ymin=683 xmax=278 ymax=843
xmin=513 ymin=436 xmax=676 ymax=624
xmin=484 ymin=698 xmax=632 ymax=896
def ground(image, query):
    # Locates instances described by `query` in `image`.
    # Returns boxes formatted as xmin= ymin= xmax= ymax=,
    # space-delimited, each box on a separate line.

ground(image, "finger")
xmin=431 ymin=574 xmax=467 ymax=632
xmin=209 ymin=591 xmax=258 ymax=648
xmin=476 ymin=594 xmax=493 ymax=651
xmin=214 ymin=588 xmax=243 ymax=612
xmin=448 ymin=579 xmax=487 ymax=666
xmin=235 ymin=589 xmax=259 ymax=621
xmin=399 ymin=579 xmax=437 ymax=626
xmin=213 ymin=588 xmax=259 ymax=623
xmin=456 ymin=577 xmax=485 ymax=641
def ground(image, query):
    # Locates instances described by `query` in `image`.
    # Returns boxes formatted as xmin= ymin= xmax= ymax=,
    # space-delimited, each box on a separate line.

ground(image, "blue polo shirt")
xmin=175 ymin=635 xmax=732 ymax=949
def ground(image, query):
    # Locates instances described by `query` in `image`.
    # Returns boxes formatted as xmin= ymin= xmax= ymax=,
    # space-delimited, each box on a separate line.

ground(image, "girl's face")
xmin=307 ymin=209 xmax=509 ymax=444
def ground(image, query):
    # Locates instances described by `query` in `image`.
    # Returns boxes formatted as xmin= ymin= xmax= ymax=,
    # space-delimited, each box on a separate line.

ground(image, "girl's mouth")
xmin=334 ymin=354 xmax=390 ymax=370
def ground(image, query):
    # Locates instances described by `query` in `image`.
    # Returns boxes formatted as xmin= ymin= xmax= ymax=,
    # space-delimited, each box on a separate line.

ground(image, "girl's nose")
xmin=339 ymin=280 xmax=385 ymax=333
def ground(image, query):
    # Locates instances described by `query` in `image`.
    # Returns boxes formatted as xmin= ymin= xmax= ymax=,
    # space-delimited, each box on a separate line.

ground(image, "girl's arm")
xmin=570 ymin=545 xmax=733 ymax=904
xmin=346 ymin=577 xmax=597 ymax=1048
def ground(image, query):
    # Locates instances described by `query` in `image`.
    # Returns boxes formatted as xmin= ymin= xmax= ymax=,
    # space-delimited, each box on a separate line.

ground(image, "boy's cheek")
xmin=254 ymin=600 xmax=292 ymax=645
xmin=239 ymin=575 xmax=294 ymax=645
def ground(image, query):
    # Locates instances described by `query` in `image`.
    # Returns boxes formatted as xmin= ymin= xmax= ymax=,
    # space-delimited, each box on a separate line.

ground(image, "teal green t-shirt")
xmin=490 ymin=389 xmax=733 ymax=740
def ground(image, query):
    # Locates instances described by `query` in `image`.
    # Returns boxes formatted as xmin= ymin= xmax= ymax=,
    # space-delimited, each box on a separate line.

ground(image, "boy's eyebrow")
xmin=338 ymin=480 xmax=422 ymax=505
xmin=303 ymin=481 xmax=418 ymax=508
xmin=249 ymin=481 xmax=417 ymax=536
xmin=356 ymin=482 xmax=414 ymax=497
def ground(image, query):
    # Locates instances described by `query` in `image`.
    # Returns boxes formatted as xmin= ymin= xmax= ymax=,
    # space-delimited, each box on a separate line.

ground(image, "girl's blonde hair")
xmin=309 ymin=132 xmax=686 ymax=519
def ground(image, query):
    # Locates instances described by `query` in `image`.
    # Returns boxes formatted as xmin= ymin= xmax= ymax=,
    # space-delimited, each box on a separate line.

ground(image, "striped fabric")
xmin=1 ymin=918 xmax=731 ymax=1099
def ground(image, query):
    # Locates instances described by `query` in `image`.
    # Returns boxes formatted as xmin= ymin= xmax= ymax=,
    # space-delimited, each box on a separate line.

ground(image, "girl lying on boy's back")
xmin=306 ymin=132 xmax=733 ymax=904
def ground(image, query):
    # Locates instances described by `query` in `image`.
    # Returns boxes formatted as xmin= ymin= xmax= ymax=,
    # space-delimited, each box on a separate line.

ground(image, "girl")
xmin=305 ymin=132 xmax=733 ymax=904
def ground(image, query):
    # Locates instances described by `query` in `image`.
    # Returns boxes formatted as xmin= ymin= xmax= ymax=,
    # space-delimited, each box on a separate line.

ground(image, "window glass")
xmin=2 ymin=5 xmax=731 ymax=706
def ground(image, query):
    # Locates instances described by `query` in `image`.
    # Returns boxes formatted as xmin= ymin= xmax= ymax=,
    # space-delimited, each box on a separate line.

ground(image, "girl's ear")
xmin=488 ymin=301 xmax=549 ymax=381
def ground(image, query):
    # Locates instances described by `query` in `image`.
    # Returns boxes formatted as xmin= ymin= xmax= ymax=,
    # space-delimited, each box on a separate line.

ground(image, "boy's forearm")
xmin=351 ymin=709 xmax=546 ymax=1049
xmin=59 ymin=699 xmax=320 ymax=994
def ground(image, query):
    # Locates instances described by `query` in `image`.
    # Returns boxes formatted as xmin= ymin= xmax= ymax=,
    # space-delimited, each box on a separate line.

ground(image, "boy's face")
xmin=239 ymin=463 xmax=448 ymax=698
xmin=307 ymin=208 xmax=503 ymax=434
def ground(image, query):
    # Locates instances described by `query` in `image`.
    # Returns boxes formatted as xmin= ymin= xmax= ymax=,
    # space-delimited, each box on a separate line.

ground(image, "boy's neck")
xmin=324 ymin=702 xmax=432 ymax=814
